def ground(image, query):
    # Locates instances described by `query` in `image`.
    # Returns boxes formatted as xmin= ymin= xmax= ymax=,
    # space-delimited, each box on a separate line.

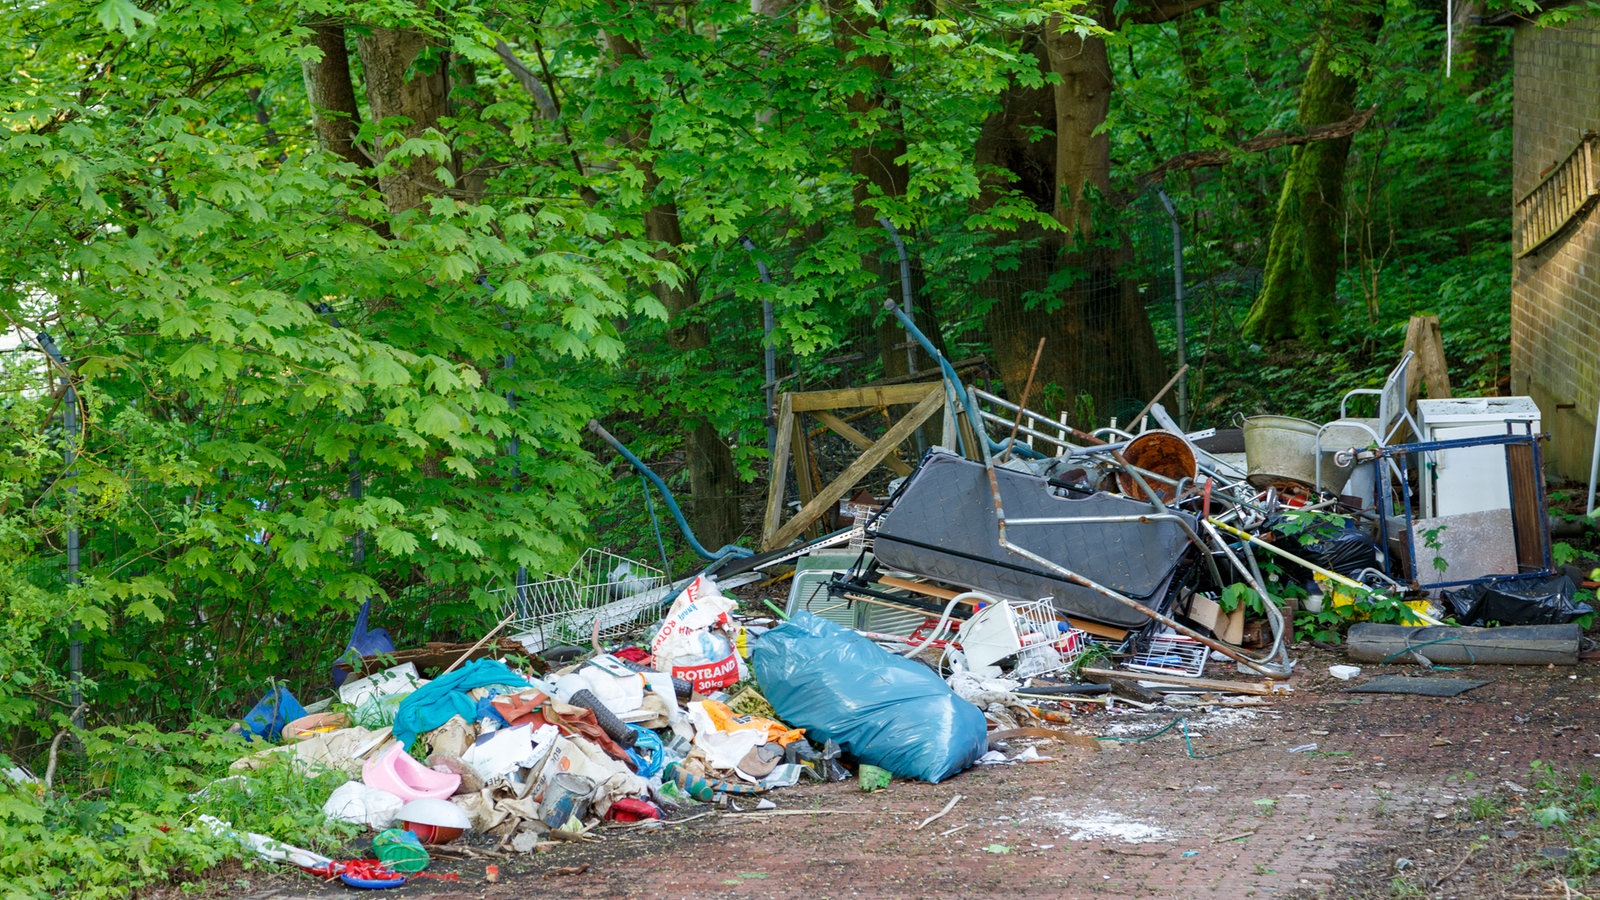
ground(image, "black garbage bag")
xmin=1445 ymin=575 xmax=1594 ymax=627
xmin=1264 ymin=516 xmax=1379 ymax=579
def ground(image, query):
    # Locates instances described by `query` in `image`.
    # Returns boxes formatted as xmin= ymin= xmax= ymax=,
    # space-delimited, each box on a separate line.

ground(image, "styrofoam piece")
xmin=338 ymin=663 xmax=426 ymax=708
xmin=1329 ymin=665 xmax=1361 ymax=681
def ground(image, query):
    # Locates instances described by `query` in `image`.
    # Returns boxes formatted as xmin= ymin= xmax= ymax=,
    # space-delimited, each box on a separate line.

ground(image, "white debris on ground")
xmin=1045 ymin=809 xmax=1173 ymax=843
xmin=1094 ymin=704 xmax=1264 ymax=739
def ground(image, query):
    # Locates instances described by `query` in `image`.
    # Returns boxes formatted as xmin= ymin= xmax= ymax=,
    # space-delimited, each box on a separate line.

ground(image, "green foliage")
xmin=1525 ymin=759 xmax=1600 ymax=880
xmin=0 ymin=722 xmax=353 ymax=898
xmin=0 ymin=0 xmax=1526 ymax=822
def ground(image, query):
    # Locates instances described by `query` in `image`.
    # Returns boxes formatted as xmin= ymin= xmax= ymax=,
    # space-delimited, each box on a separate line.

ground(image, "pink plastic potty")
xmin=362 ymin=741 xmax=461 ymax=803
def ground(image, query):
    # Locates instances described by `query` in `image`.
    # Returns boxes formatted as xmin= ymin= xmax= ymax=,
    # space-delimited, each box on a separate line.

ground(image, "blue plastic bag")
xmin=751 ymin=612 xmax=987 ymax=783
xmin=332 ymin=599 xmax=395 ymax=688
xmin=239 ymin=685 xmax=306 ymax=742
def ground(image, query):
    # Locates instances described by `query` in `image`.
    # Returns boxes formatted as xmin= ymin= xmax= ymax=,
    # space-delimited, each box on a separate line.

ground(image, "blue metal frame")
xmin=1362 ymin=422 xmax=1552 ymax=589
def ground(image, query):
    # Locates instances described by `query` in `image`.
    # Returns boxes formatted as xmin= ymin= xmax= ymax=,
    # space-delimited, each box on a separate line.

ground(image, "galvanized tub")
xmin=1242 ymin=415 xmax=1323 ymax=488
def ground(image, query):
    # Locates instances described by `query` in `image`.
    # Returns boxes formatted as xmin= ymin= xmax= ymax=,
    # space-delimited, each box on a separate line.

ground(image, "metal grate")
xmin=1125 ymin=633 xmax=1208 ymax=678
xmin=497 ymin=549 xmax=667 ymax=654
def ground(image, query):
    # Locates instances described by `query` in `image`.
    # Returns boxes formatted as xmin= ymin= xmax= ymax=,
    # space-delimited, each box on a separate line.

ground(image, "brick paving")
xmin=233 ymin=654 xmax=1600 ymax=899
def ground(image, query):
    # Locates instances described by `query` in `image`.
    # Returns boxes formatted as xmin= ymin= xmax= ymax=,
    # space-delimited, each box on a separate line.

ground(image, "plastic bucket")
xmin=539 ymin=773 xmax=596 ymax=831
xmin=858 ymin=764 xmax=891 ymax=792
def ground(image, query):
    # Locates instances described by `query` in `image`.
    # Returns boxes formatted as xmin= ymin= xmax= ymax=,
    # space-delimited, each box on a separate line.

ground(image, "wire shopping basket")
xmin=958 ymin=598 xmax=1087 ymax=679
xmin=495 ymin=549 xmax=668 ymax=655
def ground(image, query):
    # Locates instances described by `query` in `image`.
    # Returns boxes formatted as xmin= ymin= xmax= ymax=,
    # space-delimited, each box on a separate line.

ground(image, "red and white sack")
xmin=650 ymin=575 xmax=742 ymax=693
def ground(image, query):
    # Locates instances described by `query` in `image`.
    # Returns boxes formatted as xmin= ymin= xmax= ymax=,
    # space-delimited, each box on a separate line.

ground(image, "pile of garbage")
xmin=217 ymin=570 xmax=999 ymax=884
xmin=207 ymin=343 xmax=1598 ymax=884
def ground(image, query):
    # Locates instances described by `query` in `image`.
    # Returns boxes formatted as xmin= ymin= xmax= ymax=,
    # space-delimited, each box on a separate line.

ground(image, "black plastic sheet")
xmin=1445 ymin=575 xmax=1594 ymax=627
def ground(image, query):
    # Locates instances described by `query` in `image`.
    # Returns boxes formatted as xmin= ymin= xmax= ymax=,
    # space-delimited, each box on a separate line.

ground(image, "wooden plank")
xmin=762 ymin=394 xmax=796 ymax=548
xmin=791 ymin=409 xmax=817 ymax=511
xmin=1080 ymin=667 xmax=1289 ymax=696
xmin=762 ymin=387 xmax=945 ymax=551
xmin=1403 ymin=315 xmax=1453 ymax=401
xmin=1347 ymin=623 xmax=1579 ymax=666
xmin=1506 ymin=441 xmax=1547 ymax=570
xmin=814 ymin=410 xmax=913 ymax=477
xmin=788 ymin=383 xmax=942 ymax=413
xmin=876 ymin=576 xmax=1129 ymax=640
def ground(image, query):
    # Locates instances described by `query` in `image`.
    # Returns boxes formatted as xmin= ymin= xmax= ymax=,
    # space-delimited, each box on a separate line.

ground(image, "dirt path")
xmin=214 ymin=649 xmax=1600 ymax=900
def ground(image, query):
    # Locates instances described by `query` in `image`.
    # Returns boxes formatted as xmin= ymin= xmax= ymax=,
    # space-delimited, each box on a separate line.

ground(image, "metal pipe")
xmin=969 ymin=386 xmax=1104 ymax=447
xmin=1207 ymin=518 xmax=1443 ymax=626
xmin=1002 ymin=511 xmax=1224 ymax=592
xmin=1155 ymin=189 xmax=1189 ymax=430
xmin=1202 ymin=521 xmax=1291 ymax=671
xmin=37 ymin=332 xmax=83 ymax=728
xmin=503 ymin=350 xmax=526 ymax=597
xmin=878 ymin=218 xmax=917 ymax=379
xmin=587 ymin=419 xmax=752 ymax=562
xmin=994 ymin=532 xmax=1289 ymax=679
xmin=740 ymin=236 xmax=779 ymax=460
xmin=1588 ymin=394 xmax=1599 ymax=516
xmin=885 ymin=299 xmax=986 ymax=462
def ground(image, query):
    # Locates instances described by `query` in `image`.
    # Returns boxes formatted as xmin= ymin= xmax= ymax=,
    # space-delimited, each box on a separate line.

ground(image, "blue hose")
xmin=587 ymin=420 xmax=753 ymax=563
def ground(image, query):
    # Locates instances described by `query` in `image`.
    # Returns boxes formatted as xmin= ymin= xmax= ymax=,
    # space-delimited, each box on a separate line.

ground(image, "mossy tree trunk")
xmin=1243 ymin=9 xmax=1383 ymax=343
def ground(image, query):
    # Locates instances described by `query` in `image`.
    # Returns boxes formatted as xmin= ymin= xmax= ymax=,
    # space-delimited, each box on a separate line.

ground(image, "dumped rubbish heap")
xmin=208 ymin=334 xmax=1594 ymax=887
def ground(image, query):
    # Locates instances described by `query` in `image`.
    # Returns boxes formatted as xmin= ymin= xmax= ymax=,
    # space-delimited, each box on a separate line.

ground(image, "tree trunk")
xmin=825 ymin=0 xmax=944 ymax=383
xmin=355 ymin=25 xmax=450 ymax=215
xmin=1244 ymin=12 xmax=1382 ymax=343
xmin=605 ymin=28 xmax=744 ymax=550
xmin=301 ymin=22 xmax=367 ymax=171
xmin=972 ymin=20 xmax=1162 ymax=423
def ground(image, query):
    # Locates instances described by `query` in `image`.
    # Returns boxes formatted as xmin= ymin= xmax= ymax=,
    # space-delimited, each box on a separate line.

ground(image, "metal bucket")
xmin=1241 ymin=415 xmax=1323 ymax=488
xmin=1115 ymin=430 xmax=1197 ymax=502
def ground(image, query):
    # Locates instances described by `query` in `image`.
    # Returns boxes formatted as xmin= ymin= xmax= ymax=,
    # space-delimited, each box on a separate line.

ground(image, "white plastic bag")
xmin=650 ymin=575 xmax=742 ymax=693
xmin=322 ymin=780 xmax=405 ymax=830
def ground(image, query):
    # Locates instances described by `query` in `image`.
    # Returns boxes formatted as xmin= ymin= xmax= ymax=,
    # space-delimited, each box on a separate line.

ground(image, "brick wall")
xmin=1510 ymin=13 xmax=1600 ymax=480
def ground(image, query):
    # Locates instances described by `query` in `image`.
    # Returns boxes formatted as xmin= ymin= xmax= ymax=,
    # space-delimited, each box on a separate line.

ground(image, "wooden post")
xmin=1403 ymin=315 xmax=1453 ymax=402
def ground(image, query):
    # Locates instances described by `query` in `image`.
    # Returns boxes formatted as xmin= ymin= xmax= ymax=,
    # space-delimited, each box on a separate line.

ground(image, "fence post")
xmin=37 ymin=332 xmax=84 ymax=730
xmin=1155 ymin=189 xmax=1190 ymax=430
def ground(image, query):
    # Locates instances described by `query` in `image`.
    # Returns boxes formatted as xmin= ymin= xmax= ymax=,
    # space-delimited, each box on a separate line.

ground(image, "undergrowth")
xmin=1523 ymin=761 xmax=1600 ymax=888
xmin=0 ymin=722 xmax=355 ymax=899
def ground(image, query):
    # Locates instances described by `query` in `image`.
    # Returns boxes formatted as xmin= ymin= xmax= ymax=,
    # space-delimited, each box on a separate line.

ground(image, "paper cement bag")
xmin=649 ymin=575 xmax=742 ymax=693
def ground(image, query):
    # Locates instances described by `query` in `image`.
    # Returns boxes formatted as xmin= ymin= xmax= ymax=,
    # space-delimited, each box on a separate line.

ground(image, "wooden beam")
xmin=762 ymin=388 xmax=945 ymax=551
xmin=763 ymin=393 xmax=796 ymax=545
xmin=789 ymin=383 xmax=942 ymax=413
xmin=1080 ymin=667 xmax=1289 ymax=696
xmin=814 ymin=410 xmax=913 ymax=477
xmin=1403 ymin=315 xmax=1453 ymax=401
xmin=792 ymin=408 xmax=817 ymax=509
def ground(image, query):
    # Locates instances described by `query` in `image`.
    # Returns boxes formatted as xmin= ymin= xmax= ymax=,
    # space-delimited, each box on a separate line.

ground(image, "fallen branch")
xmin=1211 ymin=830 xmax=1256 ymax=844
xmin=42 ymin=704 xmax=85 ymax=790
xmin=1140 ymin=106 xmax=1378 ymax=184
xmin=1432 ymin=843 xmax=1479 ymax=889
xmin=914 ymin=794 xmax=964 ymax=831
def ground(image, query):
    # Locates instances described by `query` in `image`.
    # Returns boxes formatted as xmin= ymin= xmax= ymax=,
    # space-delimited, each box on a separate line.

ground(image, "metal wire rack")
xmin=957 ymin=597 xmax=1088 ymax=679
xmin=1125 ymin=632 xmax=1208 ymax=678
xmin=496 ymin=549 xmax=667 ymax=655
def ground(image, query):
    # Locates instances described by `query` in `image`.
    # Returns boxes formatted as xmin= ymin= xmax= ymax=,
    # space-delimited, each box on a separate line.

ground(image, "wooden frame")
xmin=761 ymin=383 xmax=946 ymax=551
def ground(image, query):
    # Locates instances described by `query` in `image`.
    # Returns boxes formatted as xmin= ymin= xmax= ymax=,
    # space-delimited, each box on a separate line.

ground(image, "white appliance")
xmin=1415 ymin=396 xmax=1541 ymax=518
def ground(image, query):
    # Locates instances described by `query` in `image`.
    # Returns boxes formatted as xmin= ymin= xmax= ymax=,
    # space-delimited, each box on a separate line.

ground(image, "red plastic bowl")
xmin=402 ymin=821 xmax=464 ymax=845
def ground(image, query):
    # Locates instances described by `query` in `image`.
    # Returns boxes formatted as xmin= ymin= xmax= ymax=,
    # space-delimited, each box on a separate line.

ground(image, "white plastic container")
xmin=1415 ymin=397 xmax=1541 ymax=518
